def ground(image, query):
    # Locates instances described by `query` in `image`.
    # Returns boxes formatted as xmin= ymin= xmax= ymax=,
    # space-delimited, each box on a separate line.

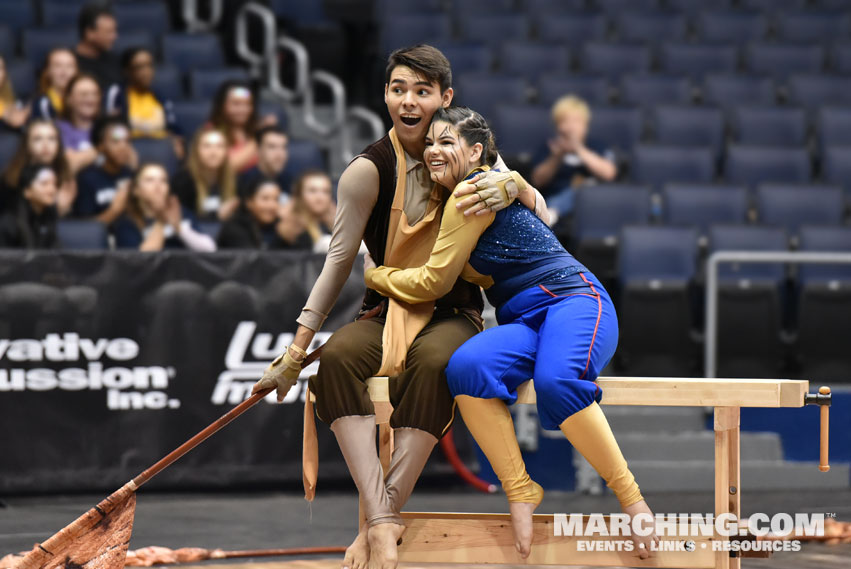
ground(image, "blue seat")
xmin=374 ymin=0 xmax=443 ymax=15
xmin=57 ymin=220 xmax=109 ymax=250
xmin=733 ymin=107 xmax=807 ymax=147
xmin=189 ymin=68 xmax=251 ymax=100
xmin=41 ymin=1 xmax=83 ymax=27
xmin=535 ymin=12 xmax=608 ymax=46
xmin=663 ymin=185 xmax=749 ymax=233
xmin=379 ymin=14 xmax=451 ymax=55
xmin=0 ymin=0 xmax=35 ymax=31
xmin=500 ymin=42 xmax=570 ymax=78
xmin=287 ymin=140 xmax=325 ymax=178
xmin=161 ymin=33 xmax=224 ymax=73
xmin=702 ymin=75 xmax=776 ymax=107
xmin=537 ymin=75 xmax=610 ymax=106
xmin=258 ymin=101 xmax=289 ymax=132
xmin=631 ymin=145 xmax=716 ymax=189
xmin=817 ymin=107 xmax=851 ymax=148
xmin=522 ymin=0 xmax=587 ymax=12
xmin=709 ymin=225 xmax=789 ymax=283
xmin=589 ymin=107 xmax=644 ymax=153
xmin=725 ymin=145 xmax=812 ymax=187
xmin=659 ymin=43 xmax=739 ymax=79
xmin=830 ymin=42 xmax=851 ymax=74
xmin=21 ymin=28 xmax=78 ymax=68
xmin=620 ymin=75 xmax=692 ymax=107
xmin=196 ymin=221 xmax=222 ymax=240
xmin=7 ymin=60 xmax=36 ymax=100
xmin=0 ymin=131 xmax=20 ymax=166
xmin=134 ymin=138 xmax=179 ymax=176
xmin=615 ymin=11 xmax=687 ymax=43
xmin=757 ymin=184 xmax=844 ymax=235
xmin=776 ymin=10 xmax=849 ymax=43
xmin=697 ymin=11 xmax=768 ymax=44
xmin=172 ymin=101 xmax=211 ymax=140
xmin=740 ymin=0 xmax=806 ymax=11
xmin=114 ymin=2 xmax=171 ymax=33
xmin=432 ymin=43 xmax=494 ymax=75
xmin=455 ymin=74 xmax=528 ymax=123
xmin=595 ymin=0 xmax=660 ymax=14
xmin=667 ymin=0 xmax=732 ymax=13
xmin=452 ymin=0 xmax=514 ymax=17
xmin=746 ymin=44 xmax=825 ymax=79
xmin=787 ymin=75 xmax=851 ymax=109
xmin=491 ymin=105 xmax=550 ymax=160
xmin=150 ymin=64 xmax=184 ymax=101
xmin=798 ymin=226 xmax=851 ymax=283
xmin=580 ymin=43 xmax=651 ymax=79
xmin=113 ymin=30 xmax=158 ymax=56
xmin=574 ymin=185 xmax=653 ymax=242
xmin=822 ymin=146 xmax=851 ymax=191
xmin=458 ymin=14 xmax=530 ymax=47
xmin=619 ymin=225 xmax=698 ymax=284
xmin=0 ymin=25 xmax=13 ymax=59
xmin=653 ymin=106 xmax=724 ymax=153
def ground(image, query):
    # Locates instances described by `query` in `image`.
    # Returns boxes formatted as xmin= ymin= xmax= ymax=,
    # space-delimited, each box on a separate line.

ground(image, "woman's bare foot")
xmin=623 ymin=500 xmax=660 ymax=559
xmin=509 ymin=501 xmax=539 ymax=558
xmin=367 ymin=522 xmax=405 ymax=569
xmin=342 ymin=523 xmax=369 ymax=569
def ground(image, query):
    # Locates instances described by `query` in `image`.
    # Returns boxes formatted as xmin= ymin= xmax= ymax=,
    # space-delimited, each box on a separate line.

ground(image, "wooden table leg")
xmin=714 ymin=406 xmax=741 ymax=569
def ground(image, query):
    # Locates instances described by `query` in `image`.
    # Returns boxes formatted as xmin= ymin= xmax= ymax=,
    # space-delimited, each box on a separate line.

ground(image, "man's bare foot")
xmin=509 ymin=501 xmax=539 ymax=558
xmin=342 ymin=523 xmax=369 ymax=569
xmin=623 ymin=500 xmax=660 ymax=559
xmin=367 ymin=522 xmax=405 ymax=569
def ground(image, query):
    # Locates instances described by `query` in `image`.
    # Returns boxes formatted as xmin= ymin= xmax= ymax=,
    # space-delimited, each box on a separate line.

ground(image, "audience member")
xmin=113 ymin=163 xmax=216 ymax=252
xmin=277 ymin=169 xmax=335 ymax=251
xmin=530 ymin=95 xmax=617 ymax=221
xmin=56 ymin=73 xmax=102 ymax=173
xmin=171 ymin=127 xmax=237 ymax=221
xmin=216 ymin=178 xmax=285 ymax=249
xmin=0 ymin=56 xmax=30 ymax=131
xmin=0 ymin=164 xmax=59 ymax=249
xmin=208 ymin=80 xmax=277 ymax=173
xmin=237 ymin=126 xmax=291 ymax=199
xmin=106 ymin=47 xmax=183 ymax=158
xmin=32 ymin=48 xmax=78 ymax=120
xmin=1 ymin=119 xmax=76 ymax=216
xmin=74 ymin=2 xmax=121 ymax=92
xmin=74 ymin=117 xmax=137 ymax=224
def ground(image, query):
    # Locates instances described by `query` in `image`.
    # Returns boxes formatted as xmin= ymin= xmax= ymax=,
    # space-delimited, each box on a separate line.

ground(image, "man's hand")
xmin=454 ymin=170 xmax=527 ymax=216
xmin=251 ymin=344 xmax=307 ymax=402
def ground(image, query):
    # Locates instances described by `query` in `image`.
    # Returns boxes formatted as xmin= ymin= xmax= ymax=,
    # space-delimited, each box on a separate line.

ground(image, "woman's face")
xmin=223 ymin=87 xmax=253 ymax=127
xmin=299 ymin=174 xmax=333 ymax=217
xmin=246 ymin=182 xmax=281 ymax=225
xmin=424 ymin=120 xmax=482 ymax=189
xmin=27 ymin=123 xmax=60 ymax=163
xmin=47 ymin=50 xmax=77 ymax=91
xmin=128 ymin=51 xmax=154 ymax=89
xmin=197 ymin=131 xmax=227 ymax=170
xmin=67 ymin=77 xmax=101 ymax=120
xmin=24 ymin=168 xmax=58 ymax=209
xmin=134 ymin=165 xmax=169 ymax=211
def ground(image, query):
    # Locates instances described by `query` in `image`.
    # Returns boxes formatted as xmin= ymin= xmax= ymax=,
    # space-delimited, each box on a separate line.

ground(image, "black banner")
xmin=0 ymin=251 xmax=378 ymax=494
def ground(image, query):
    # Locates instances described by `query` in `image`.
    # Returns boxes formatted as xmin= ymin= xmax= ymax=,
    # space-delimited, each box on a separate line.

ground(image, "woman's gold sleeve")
xmin=365 ymin=191 xmax=495 ymax=304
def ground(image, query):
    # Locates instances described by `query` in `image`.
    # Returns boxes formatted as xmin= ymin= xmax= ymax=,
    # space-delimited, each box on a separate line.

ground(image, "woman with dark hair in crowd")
xmin=55 ymin=73 xmax=102 ymax=173
xmin=216 ymin=177 xmax=284 ymax=249
xmin=113 ymin=162 xmax=216 ymax=252
xmin=276 ymin=169 xmax=335 ymax=251
xmin=106 ymin=47 xmax=183 ymax=158
xmin=1 ymin=119 xmax=76 ymax=215
xmin=0 ymin=55 xmax=30 ymax=131
xmin=0 ymin=164 xmax=59 ymax=248
xmin=171 ymin=126 xmax=238 ymax=221
xmin=32 ymin=48 xmax=78 ymax=120
xmin=207 ymin=80 xmax=277 ymax=173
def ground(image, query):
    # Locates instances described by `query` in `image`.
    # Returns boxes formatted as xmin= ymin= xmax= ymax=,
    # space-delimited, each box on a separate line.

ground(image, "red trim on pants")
xmin=578 ymin=273 xmax=603 ymax=380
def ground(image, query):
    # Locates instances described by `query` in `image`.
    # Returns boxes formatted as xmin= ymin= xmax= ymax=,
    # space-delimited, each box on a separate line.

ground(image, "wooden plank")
xmin=714 ymin=407 xmax=740 ymax=569
xmin=398 ymin=513 xmax=716 ymax=568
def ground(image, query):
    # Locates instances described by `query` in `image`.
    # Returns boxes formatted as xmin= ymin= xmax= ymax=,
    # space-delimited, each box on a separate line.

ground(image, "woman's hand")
xmin=454 ymin=170 xmax=525 ymax=216
xmin=164 ymin=195 xmax=183 ymax=230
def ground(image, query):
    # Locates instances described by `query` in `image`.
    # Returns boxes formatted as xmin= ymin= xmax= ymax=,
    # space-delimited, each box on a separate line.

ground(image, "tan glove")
xmin=252 ymin=344 xmax=307 ymax=402
xmin=456 ymin=170 xmax=528 ymax=215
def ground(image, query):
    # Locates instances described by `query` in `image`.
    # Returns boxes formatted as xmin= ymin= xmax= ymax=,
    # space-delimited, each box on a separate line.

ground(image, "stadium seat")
xmin=172 ymin=101 xmax=212 ymax=140
xmin=756 ymin=184 xmax=844 ymax=236
xmin=41 ymin=1 xmax=83 ymax=27
xmin=614 ymin=11 xmax=688 ymax=43
xmin=491 ymin=105 xmax=550 ymax=160
xmin=798 ymin=226 xmax=851 ymax=284
xmin=595 ymin=0 xmax=660 ymax=14
xmin=458 ymin=14 xmax=531 ymax=47
xmin=588 ymin=107 xmax=644 ymax=153
xmin=0 ymin=132 xmax=20 ymax=167
xmin=740 ymin=0 xmax=806 ymax=11
xmin=113 ymin=30 xmax=157 ymax=57
xmin=196 ymin=221 xmax=222 ymax=240
xmin=746 ymin=44 xmax=825 ymax=79
xmin=710 ymin=225 xmax=788 ymax=284
xmin=271 ymin=0 xmax=332 ymax=24
xmin=818 ymin=146 xmax=851 ymax=191
xmin=776 ymin=10 xmax=849 ymax=43
xmin=454 ymin=74 xmax=529 ymax=124
xmin=653 ymin=106 xmax=725 ymax=153
xmin=619 ymin=75 xmax=692 ymax=107
xmin=724 ymin=145 xmax=811 ymax=187
xmin=732 ymin=107 xmax=807 ymax=147
xmin=617 ymin=225 xmax=700 ymax=376
xmin=535 ymin=13 xmax=608 ymax=46
xmin=287 ymin=140 xmax=326 ymax=178
xmin=57 ymin=220 xmax=109 ymax=250
xmin=0 ymin=1 xmax=35 ymax=31
xmin=432 ymin=43 xmax=494 ymax=75
xmin=663 ymin=185 xmax=749 ymax=234
xmin=0 ymin=25 xmax=13 ymax=59
xmin=537 ymin=75 xmax=611 ymax=106
xmin=696 ymin=10 xmax=768 ymax=44
xmin=631 ymin=145 xmax=716 ymax=189
xmin=522 ymin=0 xmax=587 ymax=13
xmin=7 ymin=60 xmax=36 ymax=100
xmin=702 ymin=75 xmax=776 ymax=107
xmin=786 ymin=75 xmax=851 ymax=109
xmin=830 ymin=42 xmax=851 ymax=74
xmin=21 ymin=28 xmax=78 ymax=68
xmin=114 ymin=1 xmax=171 ymax=33
xmin=452 ymin=0 xmax=514 ymax=17
xmin=150 ymin=64 xmax=184 ymax=102
xmin=379 ymin=14 xmax=451 ymax=55
xmin=667 ymin=0 xmax=733 ymax=14
xmin=134 ymin=138 xmax=180 ymax=176
xmin=189 ymin=68 xmax=251 ymax=100
xmin=161 ymin=33 xmax=225 ymax=73
xmin=374 ymin=0 xmax=443 ymax=15
xmin=659 ymin=43 xmax=739 ymax=79
xmin=817 ymin=107 xmax=851 ymax=148
xmin=499 ymin=42 xmax=570 ymax=78
xmin=580 ymin=43 xmax=652 ymax=78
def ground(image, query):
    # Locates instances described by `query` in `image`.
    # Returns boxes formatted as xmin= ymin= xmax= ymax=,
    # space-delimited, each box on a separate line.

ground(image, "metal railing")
xmin=704 ymin=250 xmax=851 ymax=378
xmin=182 ymin=0 xmax=223 ymax=33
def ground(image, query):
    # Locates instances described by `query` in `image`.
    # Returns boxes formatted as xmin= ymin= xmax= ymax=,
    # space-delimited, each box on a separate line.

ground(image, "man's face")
xmin=87 ymin=15 xmax=118 ymax=53
xmin=384 ymin=65 xmax=452 ymax=147
xmin=555 ymin=110 xmax=589 ymax=147
xmin=101 ymin=125 xmax=132 ymax=166
xmin=259 ymin=133 xmax=289 ymax=173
